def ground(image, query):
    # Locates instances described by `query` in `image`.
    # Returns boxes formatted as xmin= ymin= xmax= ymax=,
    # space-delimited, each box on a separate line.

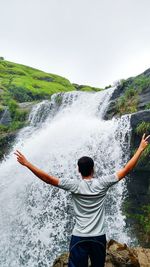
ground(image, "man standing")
xmin=14 ymin=133 xmax=150 ymax=267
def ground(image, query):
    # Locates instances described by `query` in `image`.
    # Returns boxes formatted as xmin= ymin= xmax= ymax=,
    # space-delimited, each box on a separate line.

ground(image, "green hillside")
xmin=0 ymin=58 xmax=102 ymax=136
xmin=0 ymin=59 xmax=74 ymax=104
xmin=0 ymin=58 xmax=102 ymax=103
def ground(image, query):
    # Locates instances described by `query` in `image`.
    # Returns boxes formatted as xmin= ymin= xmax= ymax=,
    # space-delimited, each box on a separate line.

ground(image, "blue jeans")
xmin=68 ymin=234 xmax=106 ymax=267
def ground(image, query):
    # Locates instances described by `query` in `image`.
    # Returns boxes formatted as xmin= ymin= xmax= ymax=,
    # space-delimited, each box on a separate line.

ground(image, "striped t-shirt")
xmin=57 ymin=173 xmax=119 ymax=237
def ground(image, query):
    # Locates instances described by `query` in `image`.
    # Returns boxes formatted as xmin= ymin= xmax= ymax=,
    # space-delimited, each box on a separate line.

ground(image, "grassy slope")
xmin=0 ymin=59 xmax=102 ymax=104
xmin=0 ymin=60 xmax=74 ymax=103
xmin=0 ymin=59 xmax=103 ymax=133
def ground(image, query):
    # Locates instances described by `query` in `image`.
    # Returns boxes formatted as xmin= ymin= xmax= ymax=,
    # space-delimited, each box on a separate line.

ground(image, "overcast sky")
xmin=1 ymin=0 xmax=150 ymax=87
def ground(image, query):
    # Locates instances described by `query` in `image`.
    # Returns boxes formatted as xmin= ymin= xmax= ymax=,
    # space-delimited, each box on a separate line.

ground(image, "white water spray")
xmin=0 ymin=88 xmax=133 ymax=267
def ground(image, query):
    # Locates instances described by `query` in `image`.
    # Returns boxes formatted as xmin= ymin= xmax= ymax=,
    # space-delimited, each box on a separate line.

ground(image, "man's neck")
xmin=82 ymin=175 xmax=93 ymax=180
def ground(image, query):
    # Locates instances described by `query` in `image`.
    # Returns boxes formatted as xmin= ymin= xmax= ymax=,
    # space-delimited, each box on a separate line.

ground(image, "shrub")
xmin=135 ymin=122 xmax=150 ymax=135
xmin=9 ymin=121 xmax=25 ymax=131
xmin=125 ymin=87 xmax=136 ymax=98
xmin=6 ymin=99 xmax=18 ymax=119
xmin=145 ymin=103 xmax=150 ymax=109
xmin=116 ymin=93 xmax=138 ymax=115
xmin=14 ymin=109 xmax=28 ymax=121
xmin=0 ymin=124 xmax=9 ymax=133
xmin=8 ymin=85 xmax=33 ymax=102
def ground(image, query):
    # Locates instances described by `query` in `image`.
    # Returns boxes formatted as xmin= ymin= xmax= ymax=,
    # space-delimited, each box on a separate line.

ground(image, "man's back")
xmin=58 ymin=173 xmax=119 ymax=236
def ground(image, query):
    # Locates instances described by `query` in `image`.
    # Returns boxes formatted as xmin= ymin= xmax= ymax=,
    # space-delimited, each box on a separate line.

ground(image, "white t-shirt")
xmin=57 ymin=173 xmax=119 ymax=237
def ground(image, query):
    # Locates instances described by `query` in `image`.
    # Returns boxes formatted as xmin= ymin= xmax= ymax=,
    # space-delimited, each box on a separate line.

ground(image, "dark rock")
xmin=0 ymin=107 xmax=12 ymax=126
xmin=141 ymin=68 xmax=150 ymax=77
xmin=36 ymin=77 xmax=53 ymax=82
xmin=138 ymin=87 xmax=150 ymax=110
xmin=18 ymin=101 xmax=36 ymax=112
xmin=130 ymin=110 xmax=150 ymax=128
xmin=0 ymin=131 xmax=18 ymax=161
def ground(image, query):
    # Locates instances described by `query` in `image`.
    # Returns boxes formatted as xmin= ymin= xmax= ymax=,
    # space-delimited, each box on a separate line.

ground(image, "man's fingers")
xmin=142 ymin=133 xmax=146 ymax=139
xmin=16 ymin=150 xmax=22 ymax=155
xmin=145 ymin=135 xmax=150 ymax=141
xmin=14 ymin=152 xmax=21 ymax=157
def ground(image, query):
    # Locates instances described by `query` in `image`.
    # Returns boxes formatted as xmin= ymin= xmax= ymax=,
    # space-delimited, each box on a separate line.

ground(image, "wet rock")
xmin=0 ymin=131 xmax=18 ymax=160
xmin=0 ymin=107 xmax=12 ymax=126
xmin=18 ymin=101 xmax=36 ymax=112
xmin=52 ymin=252 xmax=69 ymax=267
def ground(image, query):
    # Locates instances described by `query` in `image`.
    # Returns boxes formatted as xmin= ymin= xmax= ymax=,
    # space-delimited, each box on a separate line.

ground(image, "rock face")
xmin=0 ymin=101 xmax=36 ymax=161
xmin=52 ymin=240 xmax=150 ymax=267
xmin=130 ymin=110 xmax=150 ymax=129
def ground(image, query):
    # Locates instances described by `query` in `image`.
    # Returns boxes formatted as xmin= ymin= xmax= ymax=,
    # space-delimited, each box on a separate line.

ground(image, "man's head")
xmin=77 ymin=156 xmax=94 ymax=177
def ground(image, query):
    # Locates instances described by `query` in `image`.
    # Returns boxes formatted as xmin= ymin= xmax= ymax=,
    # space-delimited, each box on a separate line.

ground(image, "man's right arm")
xmin=14 ymin=150 xmax=59 ymax=186
xmin=116 ymin=133 xmax=150 ymax=180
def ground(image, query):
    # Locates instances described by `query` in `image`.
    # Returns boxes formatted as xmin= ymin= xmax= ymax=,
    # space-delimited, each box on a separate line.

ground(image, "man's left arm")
xmin=14 ymin=150 xmax=59 ymax=186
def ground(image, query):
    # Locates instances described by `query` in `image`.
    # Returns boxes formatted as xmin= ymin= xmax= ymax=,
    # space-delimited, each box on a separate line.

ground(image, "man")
xmin=14 ymin=133 xmax=150 ymax=267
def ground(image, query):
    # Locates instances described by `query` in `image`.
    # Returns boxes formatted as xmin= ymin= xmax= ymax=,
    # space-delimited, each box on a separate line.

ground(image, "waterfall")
xmin=0 ymin=88 xmax=133 ymax=267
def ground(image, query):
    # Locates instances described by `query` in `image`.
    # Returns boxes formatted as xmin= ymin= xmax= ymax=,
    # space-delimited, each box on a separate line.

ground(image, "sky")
xmin=0 ymin=0 xmax=150 ymax=87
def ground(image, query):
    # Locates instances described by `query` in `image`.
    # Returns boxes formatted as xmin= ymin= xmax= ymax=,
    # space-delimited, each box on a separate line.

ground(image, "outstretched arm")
xmin=14 ymin=150 xmax=59 ymax=186
xmin=116 ymin=133 xmax=150 ymax=180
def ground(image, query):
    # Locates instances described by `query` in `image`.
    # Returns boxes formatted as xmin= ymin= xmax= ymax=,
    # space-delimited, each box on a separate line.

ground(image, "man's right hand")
xmin=14 ymin=150 xmax=29 ymax=167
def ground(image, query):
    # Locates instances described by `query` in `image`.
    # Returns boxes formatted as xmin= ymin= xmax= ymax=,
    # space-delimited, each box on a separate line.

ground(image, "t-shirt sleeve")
xmin=57 ymin=178 xmax=79 ymax=193
xmin=99 ymin=172 xmax=119 ymax=190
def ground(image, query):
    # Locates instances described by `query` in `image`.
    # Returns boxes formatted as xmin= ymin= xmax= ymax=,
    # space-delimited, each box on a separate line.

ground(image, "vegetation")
xmin=116 ymin=86 xmax=138 ymax=115
xmin=72 ymin=83 xmax=102 ymax=92
xmin=0 ymin=60 xmax=75 ymax=105
xmin=0 ymin=59 xmax=103 ymax=136
xmin=78 ymin=85 xmax=101 ymax=92
xmin=135 ymin=121 xmax=150 ymax=135
xmin=116 ymin=74 xmax=150 ymax=115
xmin=145 ymin=103 xmax=150 ymax=109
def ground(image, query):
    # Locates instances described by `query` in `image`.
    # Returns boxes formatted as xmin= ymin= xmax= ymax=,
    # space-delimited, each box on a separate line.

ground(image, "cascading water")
xmin=0 ymin=88 xmax=134 ymax=267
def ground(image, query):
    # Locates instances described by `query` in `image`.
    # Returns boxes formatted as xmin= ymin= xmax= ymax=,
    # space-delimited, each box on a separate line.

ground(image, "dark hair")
xmin=77 ymin=156 xmax=94 ymax=177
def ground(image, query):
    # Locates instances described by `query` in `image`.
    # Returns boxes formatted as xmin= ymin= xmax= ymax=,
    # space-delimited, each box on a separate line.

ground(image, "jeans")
xmin=68 ymin=234 xmax=106 ymax=267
